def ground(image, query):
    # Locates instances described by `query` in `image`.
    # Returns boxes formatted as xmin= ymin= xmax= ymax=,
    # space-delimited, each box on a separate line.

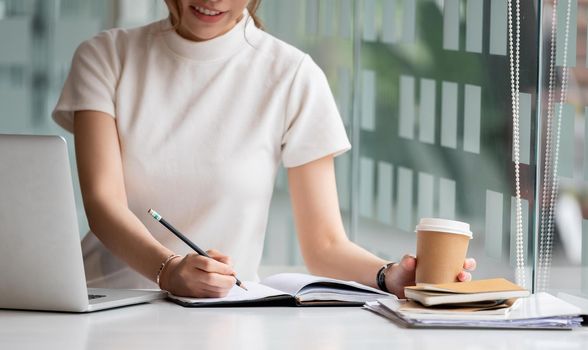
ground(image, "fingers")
xmin=206 ymin=249 xmax=233 ymax=266
xmin=463 ymin=258 xmax=477 ymax=271
xmin=187 ymin=253 xmax=235 ymax=275
xmin=192 ymin=269 xmax=235 ymax=290
xmin=169 ymin=255 xmax=236 ymax=298
xmin=457 ymin=271 xmax=472 ymax=282
xmin=458 ymin=258 xmax=475 ymax=282
xmin=184 ymin=273 xmax=234 ymax=298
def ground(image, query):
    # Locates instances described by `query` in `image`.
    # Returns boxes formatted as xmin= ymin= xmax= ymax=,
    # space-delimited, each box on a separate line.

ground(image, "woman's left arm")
xmin=288 ymin=155 xmax=388 ymax=285
xmin=288 ymin=155 xmax=475 ymax=298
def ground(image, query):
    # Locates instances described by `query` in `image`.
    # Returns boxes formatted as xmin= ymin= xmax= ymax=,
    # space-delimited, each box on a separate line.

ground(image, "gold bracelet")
xmin=156 ymin=254 xmax=181 ymax=289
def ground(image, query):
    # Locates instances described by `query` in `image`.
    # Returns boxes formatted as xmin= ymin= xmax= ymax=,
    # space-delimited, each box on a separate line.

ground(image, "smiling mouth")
xmin=190 ymin=5 xmax=224 ymax=16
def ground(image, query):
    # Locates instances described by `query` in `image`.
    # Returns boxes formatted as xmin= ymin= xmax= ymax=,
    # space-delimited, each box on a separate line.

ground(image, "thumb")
xmin=386 ymin=254 xmax=417 ymax=298
xmin=399 ymin=254 xmax=417 ymax=271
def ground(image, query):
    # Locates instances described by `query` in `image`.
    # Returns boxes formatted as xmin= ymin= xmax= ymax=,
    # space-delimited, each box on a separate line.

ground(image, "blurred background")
xmin=0 ymin=0 xmax=585 ymax=300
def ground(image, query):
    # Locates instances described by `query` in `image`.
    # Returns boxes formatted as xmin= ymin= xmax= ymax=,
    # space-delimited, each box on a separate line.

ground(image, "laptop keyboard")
xmin=88 ymin=294 xmax=106 ymax=300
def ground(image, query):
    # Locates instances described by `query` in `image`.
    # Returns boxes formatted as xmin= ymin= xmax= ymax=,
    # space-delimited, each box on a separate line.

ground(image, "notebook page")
xmin=169 ymin=282 xmax=287 ymax=304
xmin=260 ymin=273 xmax=387 ymax=296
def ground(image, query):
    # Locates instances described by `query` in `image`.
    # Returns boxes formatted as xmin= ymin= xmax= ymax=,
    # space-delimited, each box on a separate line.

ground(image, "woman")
xmin=53 ymin=0 xmax=475 ymax=298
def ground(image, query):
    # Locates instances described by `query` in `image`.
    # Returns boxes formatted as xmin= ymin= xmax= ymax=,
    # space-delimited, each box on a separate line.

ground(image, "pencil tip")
xmin=237 ymin=281 xmax=248 ymax=291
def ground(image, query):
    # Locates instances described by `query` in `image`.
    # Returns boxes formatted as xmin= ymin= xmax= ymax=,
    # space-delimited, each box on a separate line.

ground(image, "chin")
xmin=192 ymin=30 xmax=221 ymax=41
xmin=181 ymin=21 xmax=228 ymax=41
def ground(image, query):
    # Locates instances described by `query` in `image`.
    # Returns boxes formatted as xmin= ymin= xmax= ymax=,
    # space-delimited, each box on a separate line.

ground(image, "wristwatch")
xmin=376 ymin=262 xmax=395 ymax=293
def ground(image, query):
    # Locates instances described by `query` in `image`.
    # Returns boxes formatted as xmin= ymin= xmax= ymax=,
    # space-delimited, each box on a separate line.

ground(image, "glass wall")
xmin=259 ymin=1 xmax=356 ymax=267
xmin=352 ymin=0 xmax=539 ymax=285
xmin=0 ymin=0 xmax=585 ymax=299
xmin=537 ymin=0 xmax=588 ymax=298
xmin=260 ymin=0 xmax=539 ymax=285
xmin=0 ymin=0 xmax=167 ymax=238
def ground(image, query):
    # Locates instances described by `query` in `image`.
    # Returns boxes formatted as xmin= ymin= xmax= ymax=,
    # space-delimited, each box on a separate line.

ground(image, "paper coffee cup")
xmin=415 ymin=218 xmax=472 ymax=285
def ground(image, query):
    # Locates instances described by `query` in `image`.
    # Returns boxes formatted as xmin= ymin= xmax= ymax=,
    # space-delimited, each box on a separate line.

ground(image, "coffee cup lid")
xmin=415 ymin=218 xmax=473 ymax=238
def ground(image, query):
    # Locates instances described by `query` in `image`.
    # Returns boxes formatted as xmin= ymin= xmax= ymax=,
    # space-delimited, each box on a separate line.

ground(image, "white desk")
xmin=1 ymin=300 xmax=587 ymax=350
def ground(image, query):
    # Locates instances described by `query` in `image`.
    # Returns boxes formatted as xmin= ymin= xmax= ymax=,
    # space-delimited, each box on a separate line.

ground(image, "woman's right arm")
xmin=73 ymin=110 xmax=236 ymax=297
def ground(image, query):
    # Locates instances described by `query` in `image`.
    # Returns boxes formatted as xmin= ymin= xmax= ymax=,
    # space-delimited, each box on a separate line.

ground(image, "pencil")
xmin=148 ymin=208 xmax=248 ymax=291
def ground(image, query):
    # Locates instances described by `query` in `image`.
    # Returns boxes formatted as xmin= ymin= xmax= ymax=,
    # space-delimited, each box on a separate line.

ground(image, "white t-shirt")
xmin=53 ymin=11 xmax=351 ymax=288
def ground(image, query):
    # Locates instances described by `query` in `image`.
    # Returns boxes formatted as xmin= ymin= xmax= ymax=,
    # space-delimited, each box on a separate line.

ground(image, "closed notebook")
xmin=168 ymin=273 xmax=392 ymax=307
xmin=404 ymin=278 xmax=530 ymax=307
xmin=398 ymin=298 xmax=520 ymax=317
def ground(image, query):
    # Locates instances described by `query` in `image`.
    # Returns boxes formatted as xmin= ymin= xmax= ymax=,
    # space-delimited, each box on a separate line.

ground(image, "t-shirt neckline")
xmin=159 ymin=9 xmax=255 ymax=62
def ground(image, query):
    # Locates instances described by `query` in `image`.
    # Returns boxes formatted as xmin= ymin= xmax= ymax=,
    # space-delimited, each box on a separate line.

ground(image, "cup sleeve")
xmin=52 ymin=32 xmax=119 ymax=133
xmin=281 ymin=55 xmax=351 ymax=168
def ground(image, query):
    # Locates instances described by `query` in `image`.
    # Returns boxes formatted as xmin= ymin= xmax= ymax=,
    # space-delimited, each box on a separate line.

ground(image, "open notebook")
xmin=168 ymin=273 xmax=393 ymax=307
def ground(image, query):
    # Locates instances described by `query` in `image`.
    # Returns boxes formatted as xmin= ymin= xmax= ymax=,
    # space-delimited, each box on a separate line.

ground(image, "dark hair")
xmin=166 ymin=0 xmax=263 ymax=30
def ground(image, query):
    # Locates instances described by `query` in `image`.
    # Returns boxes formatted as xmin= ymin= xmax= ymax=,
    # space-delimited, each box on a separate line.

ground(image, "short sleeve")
xmin=52 ymin=32 xmax=119 ymax=133
xmin=281 ymin=55 xmax=351 ymax=168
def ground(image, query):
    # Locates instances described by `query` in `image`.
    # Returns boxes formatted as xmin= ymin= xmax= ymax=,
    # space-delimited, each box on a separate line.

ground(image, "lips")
xmin=188 ymin=4 xmax=228 ymax=23
xmin=190 ymin=4 xmax=223 ymax=16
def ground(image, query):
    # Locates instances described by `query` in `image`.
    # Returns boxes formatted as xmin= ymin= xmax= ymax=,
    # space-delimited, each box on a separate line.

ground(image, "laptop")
xmin=0 ymin=134 xmax=165 ymax=312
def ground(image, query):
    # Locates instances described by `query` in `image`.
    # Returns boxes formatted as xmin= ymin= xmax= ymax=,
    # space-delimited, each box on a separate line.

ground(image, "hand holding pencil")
xmin=149 ymin=209 xmax=248 ymax=297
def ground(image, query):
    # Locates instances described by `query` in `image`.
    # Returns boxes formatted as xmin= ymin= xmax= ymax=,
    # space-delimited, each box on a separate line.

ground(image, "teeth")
xmin=193 ymin=6 xmax=221 ymax=16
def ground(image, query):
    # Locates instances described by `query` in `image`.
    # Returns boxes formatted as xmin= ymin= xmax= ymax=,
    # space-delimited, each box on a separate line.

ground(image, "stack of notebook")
xmin=364 ymin=278 xmax=583 ymax=329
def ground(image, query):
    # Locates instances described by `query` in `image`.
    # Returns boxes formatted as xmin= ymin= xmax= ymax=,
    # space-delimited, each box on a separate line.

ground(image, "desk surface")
xmin=1 ymin=300 xmax=587 ymax=350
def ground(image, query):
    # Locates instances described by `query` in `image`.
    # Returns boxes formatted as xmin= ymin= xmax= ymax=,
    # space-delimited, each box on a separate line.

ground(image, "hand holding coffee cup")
xmin=415 ymin=218 xmax=473 ymax=285
xmin=383 ymin=254 xmax=476 ymax=298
